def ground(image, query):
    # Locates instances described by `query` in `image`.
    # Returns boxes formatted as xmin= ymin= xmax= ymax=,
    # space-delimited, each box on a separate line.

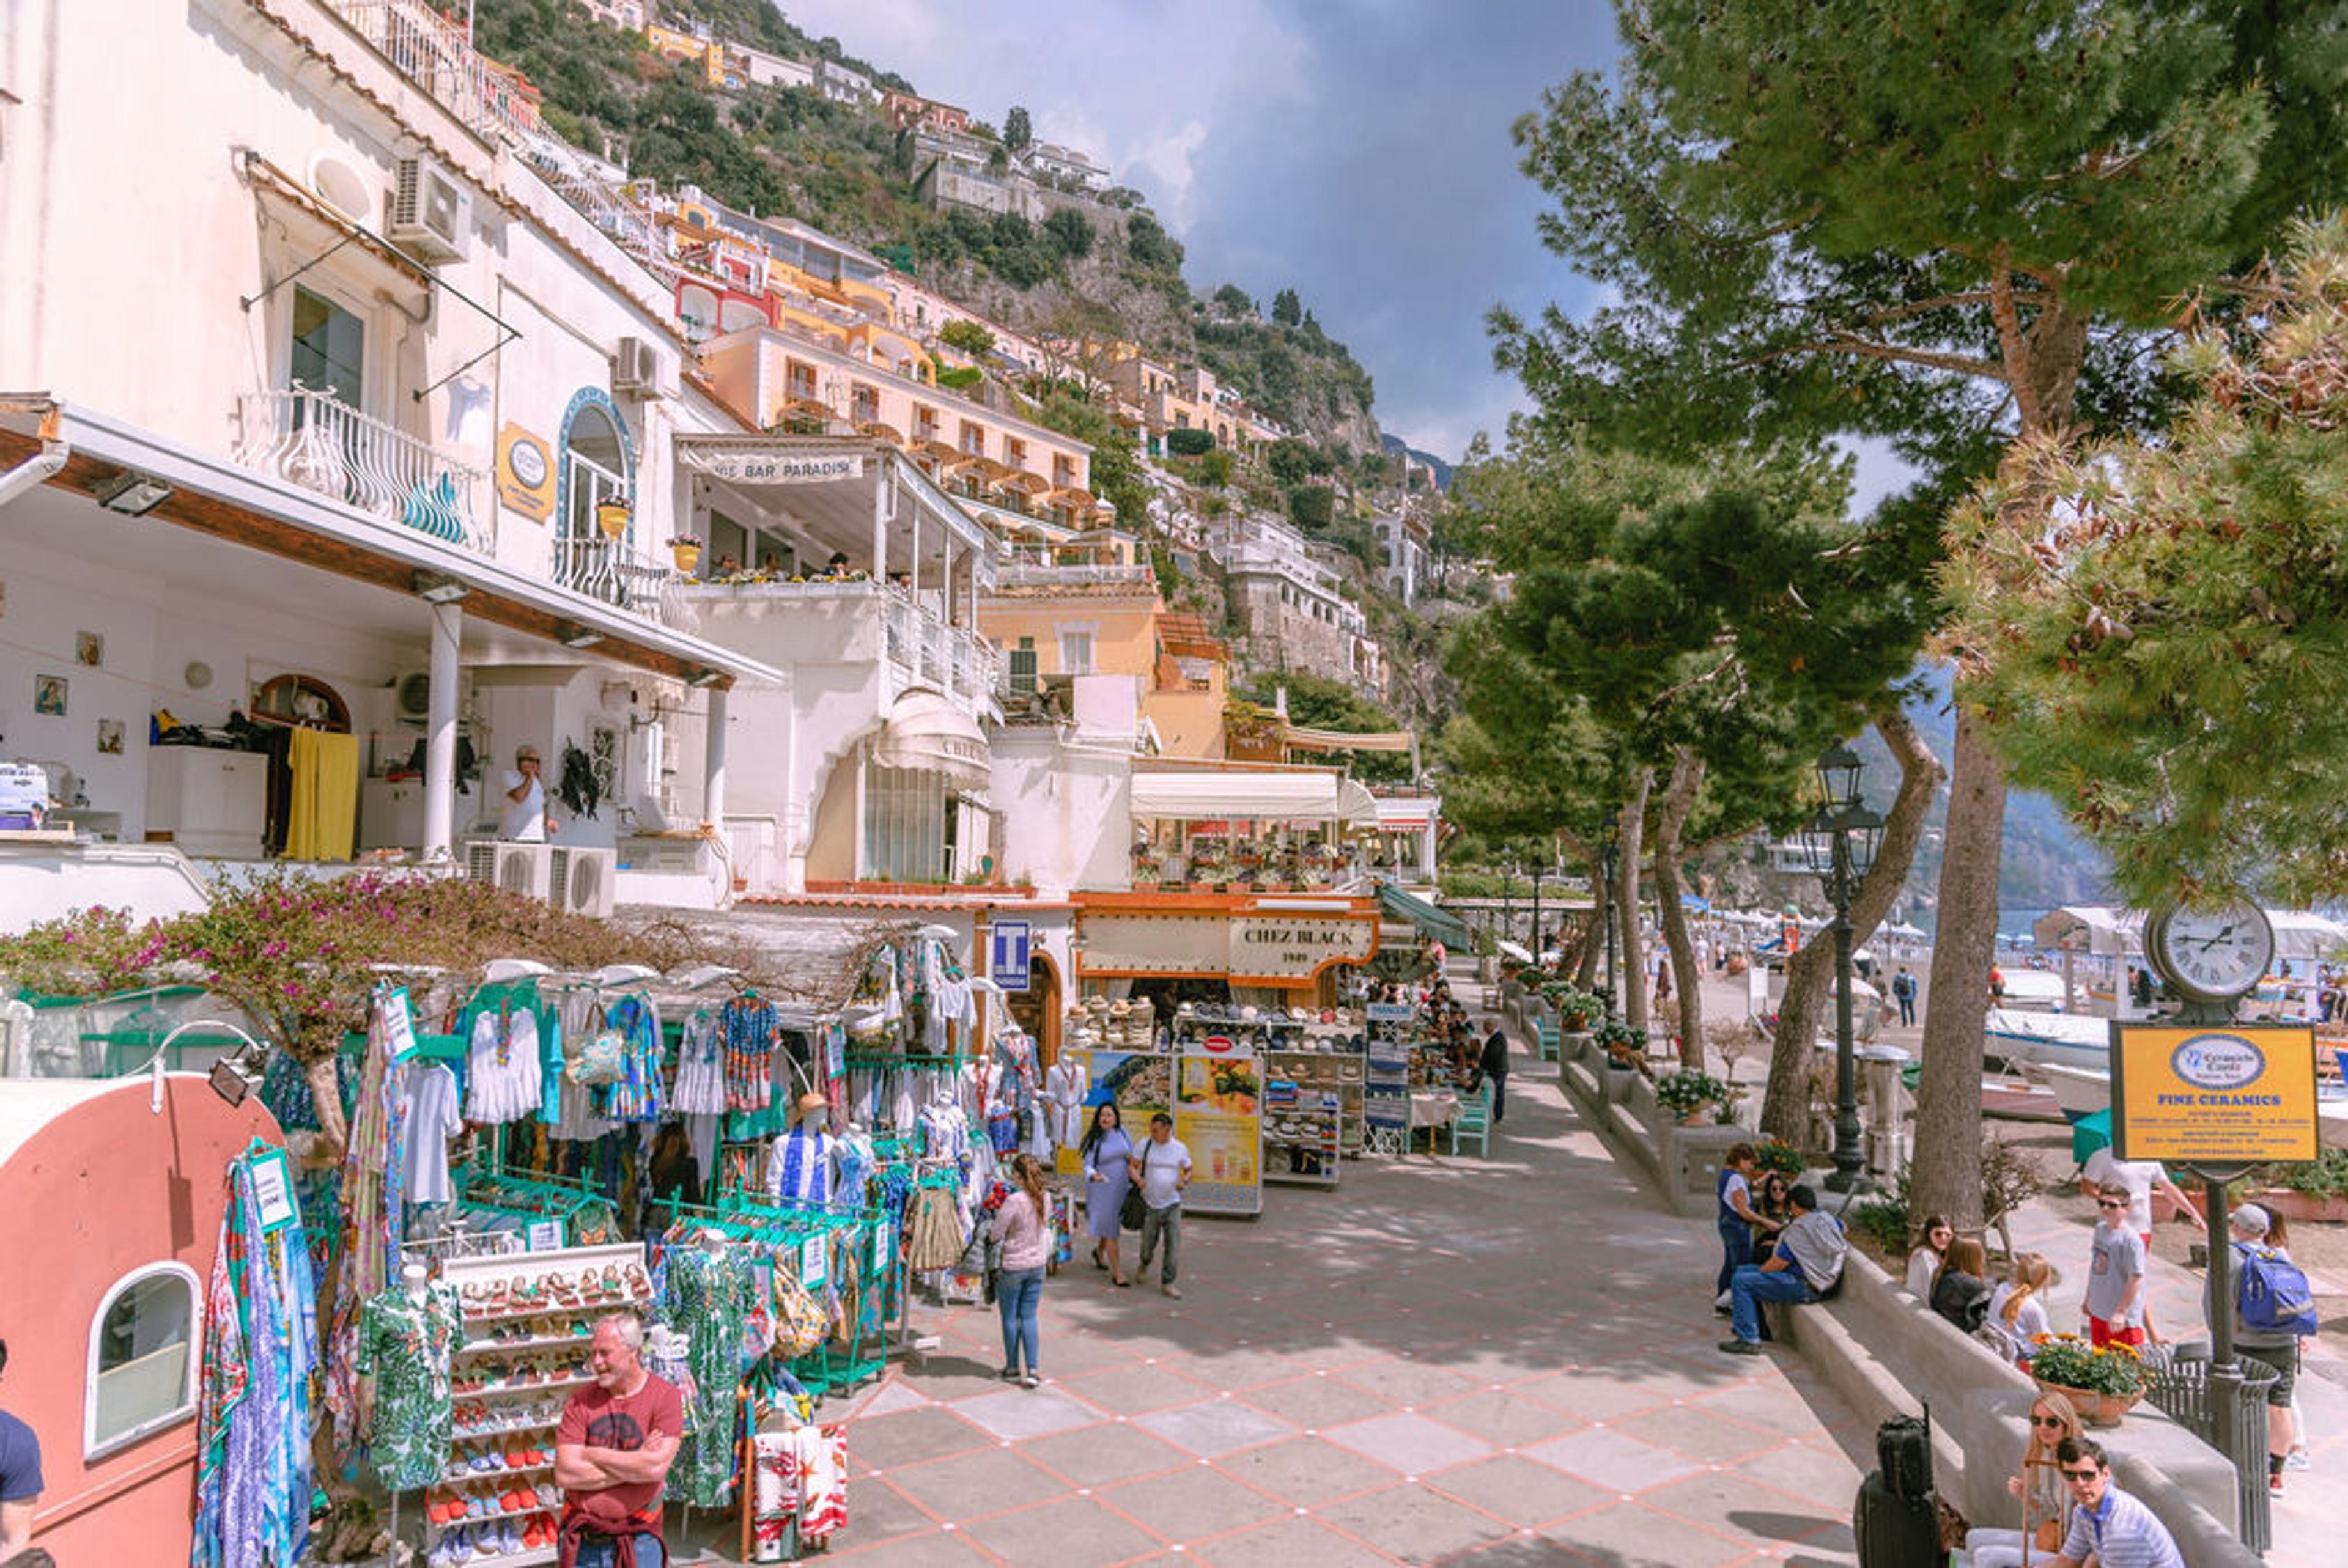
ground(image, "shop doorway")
xmin=249 ymin=672 xmax=351 ymax=856
xmin=1005 ymin=952 xmax=1062 ymax=1065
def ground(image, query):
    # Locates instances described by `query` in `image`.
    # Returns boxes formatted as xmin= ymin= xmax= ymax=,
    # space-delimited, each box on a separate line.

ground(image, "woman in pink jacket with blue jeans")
xmin=992 ymin=1154 xmax=1051 ymax=1388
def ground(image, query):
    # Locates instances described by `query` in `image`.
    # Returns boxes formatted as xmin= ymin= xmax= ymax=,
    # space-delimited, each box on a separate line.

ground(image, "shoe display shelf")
xmin=427 ymin=1243 xmax=652 ymax=1568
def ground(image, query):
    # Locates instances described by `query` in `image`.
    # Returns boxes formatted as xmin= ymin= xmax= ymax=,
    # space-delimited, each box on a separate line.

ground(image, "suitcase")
xmin=1853 ymin=1469 xmax=1941 ymax=1567
xmin=1876 ymin=1413 xmax=1935 ymax=1499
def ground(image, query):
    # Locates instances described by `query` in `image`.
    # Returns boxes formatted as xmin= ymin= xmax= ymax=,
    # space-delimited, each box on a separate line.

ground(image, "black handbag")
xmin=1120 ymin=1187 xmax=1146 ymax=1232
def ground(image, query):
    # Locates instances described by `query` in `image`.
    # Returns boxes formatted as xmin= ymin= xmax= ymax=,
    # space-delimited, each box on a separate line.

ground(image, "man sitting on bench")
xmin=1719 ymin=1183 xmax=1846 ymax=1356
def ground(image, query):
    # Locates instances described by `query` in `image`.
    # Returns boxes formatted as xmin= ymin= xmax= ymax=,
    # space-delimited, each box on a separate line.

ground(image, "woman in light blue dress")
xmin=1080 ymin=1102 xmax=1135 ymax=1287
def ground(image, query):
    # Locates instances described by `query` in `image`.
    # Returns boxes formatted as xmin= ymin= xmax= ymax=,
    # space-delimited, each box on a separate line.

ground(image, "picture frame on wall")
xmin=95 ymin=718 xmax=125 ymax=755
xmin=75 ymin=630 xmax=103 ymax=667
xmin=32 ymin=674 xmax=67 ymax=716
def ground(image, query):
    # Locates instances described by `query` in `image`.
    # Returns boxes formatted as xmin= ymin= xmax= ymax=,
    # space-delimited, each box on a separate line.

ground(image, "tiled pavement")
xmin=749 ymin=1054 xmax=1874 ymax=1567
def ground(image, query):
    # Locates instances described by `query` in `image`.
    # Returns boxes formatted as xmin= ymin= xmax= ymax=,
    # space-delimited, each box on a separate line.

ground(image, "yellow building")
xmin=976 ymin=528 xmax=1228 ymax=759
xmin=643 ymin=23 xmax=726 ymax=88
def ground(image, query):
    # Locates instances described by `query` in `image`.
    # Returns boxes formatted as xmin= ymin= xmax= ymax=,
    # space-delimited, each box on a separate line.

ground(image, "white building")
xmin=814 ymin=58 xmax=878 ymax=106
xmin=1022 ymin=142 xmax=1110 ymax=194
xmin=0 ymin=0 xmax=781 ymax=914
xmin=1371 ymin=511 xmax=1430 ymax=607
xmin=1208 ymin=517 xmax=1384 ymax=694
xmin=732 ymin=43 xmax=816 ymax=93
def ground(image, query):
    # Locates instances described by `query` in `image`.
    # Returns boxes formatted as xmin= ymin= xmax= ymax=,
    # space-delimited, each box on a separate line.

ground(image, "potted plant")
xmin=1656 ymin=1069 xmax=1736 ymax=1127
xmin=1545 ymin=982 xmax=1600 ymax=1032
xmin=2026 ymin=1334 xmax=2146 ymax=1427
xmin=668 ymin=537 xmax=704 ymax=573
xmin=595 ymin=495 xmax=631 ymax=540
xmin=1595 ymin=1020 xmax=1648 ymax=1065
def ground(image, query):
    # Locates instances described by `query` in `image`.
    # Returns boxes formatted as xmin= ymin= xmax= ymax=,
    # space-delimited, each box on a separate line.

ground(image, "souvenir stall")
xmin=1260 ymin=1015 xmax=1367 ymax=1187
xmin=1362 ymin=1003 xmax=1414 ymax=1155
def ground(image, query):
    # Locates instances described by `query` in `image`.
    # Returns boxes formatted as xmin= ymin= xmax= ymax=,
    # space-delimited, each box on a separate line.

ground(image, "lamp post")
xmin=1530 ymin=855 xmax=1545 ymax=968
xmin=1598 ymin=826 xmax=1621 ymax=1020
xmin=1501 ymin=851 xmax=1518 ymax=952
xmin=1803 ymin=742 xmax=1885 ymax=1194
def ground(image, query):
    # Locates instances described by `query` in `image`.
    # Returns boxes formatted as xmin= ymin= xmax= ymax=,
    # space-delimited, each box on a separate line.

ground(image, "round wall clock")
xmin=2145 ymin=898 xmax=2274 ymax=1003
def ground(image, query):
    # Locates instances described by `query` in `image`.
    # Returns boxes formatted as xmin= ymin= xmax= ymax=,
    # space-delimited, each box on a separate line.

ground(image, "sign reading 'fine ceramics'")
xmin=2110 ymin=1023 xmax=2320 ymax=1165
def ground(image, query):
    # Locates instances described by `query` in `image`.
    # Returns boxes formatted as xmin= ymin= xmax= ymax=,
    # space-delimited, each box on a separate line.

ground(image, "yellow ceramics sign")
xmin=2110 ymin=1023 xmax=2320 ymax=1166
xmin=497 ymin=423 xmax=556 ymax=521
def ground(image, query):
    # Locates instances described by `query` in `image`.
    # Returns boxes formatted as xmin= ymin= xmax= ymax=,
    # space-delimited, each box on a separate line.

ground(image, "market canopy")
xmin=1130 ymin=768 xmax=1376 ymax=827
xmin=1376 ymin=883 xmax=1472 ymax=948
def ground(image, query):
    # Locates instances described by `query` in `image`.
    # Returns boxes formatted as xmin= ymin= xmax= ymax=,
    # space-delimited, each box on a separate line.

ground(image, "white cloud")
xmin=1122 ymin=120 xmax=1211 ymax=232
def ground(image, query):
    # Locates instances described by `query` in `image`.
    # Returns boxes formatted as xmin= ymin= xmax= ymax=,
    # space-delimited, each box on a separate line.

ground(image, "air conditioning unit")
xmin=464 ymin=839 xmax=550 ymax=900
xmin=389 ymin=155 xmax=470 ymax=265
xmin=613 ymin=336 xmax=663 ymax=398
xmin=548 ymin=846 xmax=618 ymax=918
xmin=393 ymin=670 xmax=434 ymax=724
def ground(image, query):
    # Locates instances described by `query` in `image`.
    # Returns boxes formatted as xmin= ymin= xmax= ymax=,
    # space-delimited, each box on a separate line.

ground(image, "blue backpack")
xmin=2235 ymin=1243 xmax=2319 ymax=1336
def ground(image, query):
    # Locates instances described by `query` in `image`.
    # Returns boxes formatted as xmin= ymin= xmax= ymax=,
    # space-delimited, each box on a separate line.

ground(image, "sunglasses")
xmin=2061 ymin=1467 xmax=2102 ymax=1481
xmin=2096 ymin=1199 xmax=2126 ymax=1210
xmin=2032 ymin=1415 xmax=2067 ymax=1429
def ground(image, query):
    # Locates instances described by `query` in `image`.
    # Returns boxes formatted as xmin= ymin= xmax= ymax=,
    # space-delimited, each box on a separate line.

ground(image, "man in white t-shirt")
xmin=1129 ymin=1113 xmax=1192 ymax=1298
xmin=500 ymin=745 xmax=556 ymax=841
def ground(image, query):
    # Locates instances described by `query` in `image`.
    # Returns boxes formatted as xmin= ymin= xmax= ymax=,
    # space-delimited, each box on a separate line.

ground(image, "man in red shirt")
xmin=555 ymin=1315 xmax=683 ymax=1567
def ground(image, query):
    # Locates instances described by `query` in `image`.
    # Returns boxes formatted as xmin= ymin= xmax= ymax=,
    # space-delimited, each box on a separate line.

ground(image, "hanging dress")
xmin=661 ymin=1245 xmax=753 ymax=1507
xmin=355 ymin=1281 xmax=465 ymax=1490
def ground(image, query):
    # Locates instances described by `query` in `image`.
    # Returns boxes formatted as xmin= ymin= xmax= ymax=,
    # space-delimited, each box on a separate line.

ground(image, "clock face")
xmin=2150 ymin=900 xmax=2275 ymax=1002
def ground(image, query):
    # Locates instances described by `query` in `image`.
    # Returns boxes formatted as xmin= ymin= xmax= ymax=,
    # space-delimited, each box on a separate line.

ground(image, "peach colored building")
xmin=883 ymin=91 xmax=970 ymax=134
xmin=0 ymin=1076 xmax=284 ymax=1564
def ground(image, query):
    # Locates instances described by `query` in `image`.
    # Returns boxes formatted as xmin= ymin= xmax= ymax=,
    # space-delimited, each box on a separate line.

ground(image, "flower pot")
xmin=596 ymin=500 xmax=630 ymax=540
xmin=1678 ymin=1104 xmax=1715 ymax=1127
xmin=1560 ymin=1011 xmax=1590 ymax=1032
xmin=2033 ymin=1379 xmax=2141 ymax=1428
xmin=670 ymin=540 xmax=703 ymax=573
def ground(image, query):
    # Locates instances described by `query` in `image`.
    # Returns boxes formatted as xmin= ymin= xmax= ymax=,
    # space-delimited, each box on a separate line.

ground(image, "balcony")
xmin=234 ymin=386 xmax=494 ymax=556
xmin=323 ymin=0 xmax=534 ymax=145
xmin=995 ymin=562 xmax=1156 ymax=590
xmin=884 ymin=587 xmax=1002 ymax=713
xmin=553 ymin=536 xmax=671 ymax=619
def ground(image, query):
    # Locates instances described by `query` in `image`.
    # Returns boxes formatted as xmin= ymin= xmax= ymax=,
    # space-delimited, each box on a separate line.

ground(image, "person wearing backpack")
xmin=2212 ymin=1204 xmax=2316 ymax=1494
xmin=1930 ymin=1235 xmax=1994 ymax=1334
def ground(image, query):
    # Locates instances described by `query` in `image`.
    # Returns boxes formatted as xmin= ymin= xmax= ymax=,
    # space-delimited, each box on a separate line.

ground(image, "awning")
xmin=1285 ymin=724 xmax=1415 ymax=754
xmin=1335 ymin=779 xmax=1379 ymax=831
xmin=873 ymin=688 xmax=989 ymax=788
xmin=1131 ymin=769 xmax=1351 ymax=822
xmin=1375 ymin=796 xmax=1436 ymax=831
xmin=1377 ymin=883 xmax=1471 ymax=948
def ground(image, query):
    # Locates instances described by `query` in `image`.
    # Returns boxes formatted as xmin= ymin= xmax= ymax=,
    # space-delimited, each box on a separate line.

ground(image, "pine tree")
xmin=1271 ymin=287 xmax=1303 ymax=327
xmin=1497 ymin=0 xmax=2348 ymax=1225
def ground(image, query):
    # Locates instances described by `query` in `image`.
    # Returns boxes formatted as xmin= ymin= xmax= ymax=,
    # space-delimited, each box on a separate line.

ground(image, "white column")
xmin=702 ymin=683 xmax=729 ymax=828
xmin=871 ymin=460 xmax=890 ymax=574
xmin=423 ymin=600 xmax=463 ymax=861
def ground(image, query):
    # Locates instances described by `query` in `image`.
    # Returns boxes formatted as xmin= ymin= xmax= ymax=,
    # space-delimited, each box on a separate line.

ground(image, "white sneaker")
xmin=2287 ymin=1450 xmax=2311 ymax=1471
xmin=1162 ymin=1283 xmax=1183 ymax=1298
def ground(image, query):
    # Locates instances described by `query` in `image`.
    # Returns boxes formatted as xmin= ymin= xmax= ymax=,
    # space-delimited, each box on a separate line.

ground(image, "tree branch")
xmin=1739 ymin=332 xmax=2006 ymax=381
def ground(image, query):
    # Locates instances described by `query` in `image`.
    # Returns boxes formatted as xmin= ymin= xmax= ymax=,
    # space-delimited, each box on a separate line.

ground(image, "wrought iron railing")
xmin=997 ymin=562 xmax=1154 ymax=587
xmin=234 ymin=385 xmax=493 ymax=554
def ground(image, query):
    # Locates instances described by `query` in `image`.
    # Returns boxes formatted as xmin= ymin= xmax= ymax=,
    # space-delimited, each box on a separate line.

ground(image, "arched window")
xmin=86 ymin=1262 xmax=199 ymax=1457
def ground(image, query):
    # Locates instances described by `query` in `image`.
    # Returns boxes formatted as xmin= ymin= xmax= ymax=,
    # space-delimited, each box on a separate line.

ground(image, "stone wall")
xmin=1227 ymin=573 xmax=1381 ymax=691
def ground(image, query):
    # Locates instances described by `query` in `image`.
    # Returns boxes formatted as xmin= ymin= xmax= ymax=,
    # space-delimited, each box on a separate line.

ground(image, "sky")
xmin=770 ymin=0 xmax=1626 ymax=465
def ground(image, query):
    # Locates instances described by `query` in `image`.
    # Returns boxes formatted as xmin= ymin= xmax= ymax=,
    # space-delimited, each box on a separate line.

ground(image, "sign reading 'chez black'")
xmin=1229 ymin=916 xmax=1375 ymax=980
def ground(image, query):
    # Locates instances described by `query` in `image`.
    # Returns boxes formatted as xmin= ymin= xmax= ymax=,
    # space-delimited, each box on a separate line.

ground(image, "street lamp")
xmin=1598 ymin=826 xmax=1621 ymax=1020
xmin=1530 ymin=852 xmax=1545 ymax=966
xmin=1803 ymin=744 xmax=1885 ymax=1193
xmin=1501 ymin=851 xmax=1518 ymax=951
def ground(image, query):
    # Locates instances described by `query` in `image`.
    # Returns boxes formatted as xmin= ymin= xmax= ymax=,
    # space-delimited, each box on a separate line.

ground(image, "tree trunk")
xmin=1760 ymin=710 xmax=1946 ymax=1143
xmin=1614 ymin=770 xmax=1653 ymax=1032
xmin=1573 ymin=868 xmax=1607 ymax=988
xmin=1911 ymin=707 xmax=2007 ymax=1228
xmin=1648 ymin=748 xmax=1706 ymax=1066
xmin=305 ymin=1050 xmax=350 ymax=1165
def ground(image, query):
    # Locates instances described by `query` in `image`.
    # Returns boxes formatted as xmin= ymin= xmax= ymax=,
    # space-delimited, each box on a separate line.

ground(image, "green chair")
xmin=1449 ymin=1080 xmax=1493 ymax=1156
xmin=1534 ymin=1020 xmax=1560 ymax=1061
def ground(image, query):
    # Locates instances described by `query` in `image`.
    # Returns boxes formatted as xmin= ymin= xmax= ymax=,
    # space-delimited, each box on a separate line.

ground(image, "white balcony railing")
xmin=323 ymin=0 xmax=534 ymax=145
xmin=882 ymin=589 xmax=1000 ymax=713
xmin=553 ymin=537 xmax=670 ymax=620
xmin=234 ymin=386 xmax=494 ymax=555
xmin=997 ymin=562 xmax=1155 ymax=589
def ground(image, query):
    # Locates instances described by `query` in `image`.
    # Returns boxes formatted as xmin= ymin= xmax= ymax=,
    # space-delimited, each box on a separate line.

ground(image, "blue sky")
xmin=771 ymin=0 xmax=1625 ymax=464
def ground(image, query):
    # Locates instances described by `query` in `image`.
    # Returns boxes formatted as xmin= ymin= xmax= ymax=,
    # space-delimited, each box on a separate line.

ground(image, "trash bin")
xmin=2140 ymin=1342 xmax=2280 ymax=1554
xmin=1853 ymin=1414 xmax=1940 ymax=1567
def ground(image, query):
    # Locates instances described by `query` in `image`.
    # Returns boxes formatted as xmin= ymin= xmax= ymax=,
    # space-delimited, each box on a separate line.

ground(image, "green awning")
xmin=1377 ymin=883 xmax=1472 ymax=948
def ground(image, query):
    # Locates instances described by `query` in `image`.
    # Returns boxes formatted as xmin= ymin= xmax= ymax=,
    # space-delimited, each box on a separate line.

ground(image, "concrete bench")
xmin=1770 ymin=1247 xmax=2256 ymax=1567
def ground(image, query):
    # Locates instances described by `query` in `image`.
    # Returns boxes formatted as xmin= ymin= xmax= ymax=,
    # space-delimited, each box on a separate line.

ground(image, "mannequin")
xmin=660 ymin=1228 xmax=751 ymax=1507
xmin=765 ymin=1091 xmax=835 ymax=1205
xmin=356 ymin=1262 xmax=463 ymax=1492
xmin=1043 ymin=1051 xmax=1090 ymax=1153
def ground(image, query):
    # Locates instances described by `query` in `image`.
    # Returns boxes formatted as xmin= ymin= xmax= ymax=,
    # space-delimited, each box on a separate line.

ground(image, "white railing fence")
xmin=234 ymin=385 xmax=494 ymax=554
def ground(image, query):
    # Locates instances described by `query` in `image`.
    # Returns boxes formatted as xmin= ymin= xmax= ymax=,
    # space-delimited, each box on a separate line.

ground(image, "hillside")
xmin=471 ymin=0 xmax=1390 ymax=456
